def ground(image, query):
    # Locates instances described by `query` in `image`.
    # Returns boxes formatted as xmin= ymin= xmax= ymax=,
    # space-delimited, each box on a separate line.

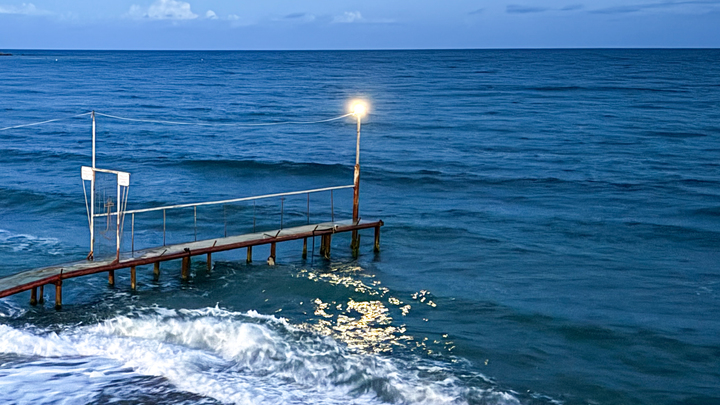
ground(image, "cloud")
xmin=128 ymin=0 xmax=198 ymax=20
xmin=282 ymin=12 xmax=316 ymax=22
xmin=0 ymin=2 xmax=49 ymax=15
xmin=506 ymin=5 xmax=549 ymax=13
xmin=590 ymin=5 xmax=642 ymax=13
xmin=328 ymin=11 xmax=393 ymax=24
xmin=205 ymin=9 xmax=217 ymax=19
xmin=561 ymin=4 xmax=584 ymax=11
xmin=227 ymin=14 xmax=239 ymax=20
xmin=468 ymin=8 xmax=484 ymax=15
xmin=333 ymin=11 xmax=362 ymax=23
xmin=591 ymin=0 xmax=720 ymax=14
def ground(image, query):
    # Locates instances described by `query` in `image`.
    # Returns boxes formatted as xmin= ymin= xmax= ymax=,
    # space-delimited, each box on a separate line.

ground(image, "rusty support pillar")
xmin=108 ymin=270 xmax=115 ymax=287
xmin=153 ymin=262 xmax=160 ymax=281
xmin=351 ymin=234 xmax=360 ymax=258
xmin=130 ymin=266 xmax=136 ymax=290
xmin=181 ymin=256 xmax=190 ymax=281
xmin=374 ymin=225 xmax=381 ymax=253
xmin=302 ymin=238 xmax=308 ymax=259
xmin=319 ymin=235 xmax=325 ymax=257
xmin=247 ymin=246 xmax=252 ymax=263
xmin=207 ymin=253 xmax=212 ymax=274
xmin=323 ymin=234 xmax=332 ymax=259
xmin=39 ymin=285 xmax=44 ymax=304
xmin=30 ymin=287 xmax=37 ymax=306
xmin=54 ymin=281 xmax=62 ymax=311
xmin=269 ymin=242 xmax=276 ymax=265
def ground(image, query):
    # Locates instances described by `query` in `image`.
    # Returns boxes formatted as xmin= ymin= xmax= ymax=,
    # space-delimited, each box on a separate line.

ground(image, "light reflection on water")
xmin=303 ymin=297 xmax=410 ymax=353
xmin=295 ymin=265 xmax=450 ymax=356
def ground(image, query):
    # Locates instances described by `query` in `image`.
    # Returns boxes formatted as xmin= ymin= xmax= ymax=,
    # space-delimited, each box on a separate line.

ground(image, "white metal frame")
xmin=82 ymin=112 xmax=131 ymax=261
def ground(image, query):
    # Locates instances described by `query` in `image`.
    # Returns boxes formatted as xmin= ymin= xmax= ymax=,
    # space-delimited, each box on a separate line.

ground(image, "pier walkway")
xmin=0 ymin=219 xmax=383 ymax=309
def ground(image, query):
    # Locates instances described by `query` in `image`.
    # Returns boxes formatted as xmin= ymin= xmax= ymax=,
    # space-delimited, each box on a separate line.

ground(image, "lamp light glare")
xmin=352 ymin=102 xmax=367 ymax=117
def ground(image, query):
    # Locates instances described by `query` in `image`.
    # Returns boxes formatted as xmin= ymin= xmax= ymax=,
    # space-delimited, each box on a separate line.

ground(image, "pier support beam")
xmin=321 ymin=235 xmax=332 ymax=259
xmin=30 ymin=287 xmax=37 ymax=306
xmin=207 ymin=253 xmax=212 ymax=274
xmin=374 ymin=225 xmax=381 ymax=253
xmin=351 ymin=232 xmax=360 ymax=258
xmin=54 ymin=281 xmax=62 ymax=311
xmin=153 ymin=262 xmax=160 ymax=281
xmin=302 ymin=238 xmax=307 ymax=259
xmin=247 ymin=246 xmax=252 ymax=263
xmin=130 ymin=266 xmax=136 ymax=290
xmin=268 ymin=243 xmax=276 ymax=266
xmin=181 ymin=256 xmax=190 ymax=281
xmin=108 ymin=270 xmax=115 ymax=287
xmin=39 ymin=285 xmax=44 ymax=304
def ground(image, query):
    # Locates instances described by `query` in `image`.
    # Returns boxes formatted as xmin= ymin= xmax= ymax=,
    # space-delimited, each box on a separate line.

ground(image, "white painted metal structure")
xmin=82 ymin=112 xmax=131 ymax=262
xmin=82 ymin=166 xmax=130 ymax=262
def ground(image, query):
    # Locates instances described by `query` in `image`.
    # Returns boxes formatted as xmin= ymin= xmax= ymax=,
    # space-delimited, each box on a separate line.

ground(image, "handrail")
xmin=94 ymin=184 xmax=354 ymax=217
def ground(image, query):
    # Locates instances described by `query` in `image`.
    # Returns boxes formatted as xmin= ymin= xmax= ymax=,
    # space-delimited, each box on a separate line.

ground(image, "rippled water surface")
xmin=1 ymin=50 xmax=719 ymax=404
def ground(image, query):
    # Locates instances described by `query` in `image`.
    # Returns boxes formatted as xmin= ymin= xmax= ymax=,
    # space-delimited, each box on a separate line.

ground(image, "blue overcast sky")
xmin=1 ymin=0 xmax=719 ymax=49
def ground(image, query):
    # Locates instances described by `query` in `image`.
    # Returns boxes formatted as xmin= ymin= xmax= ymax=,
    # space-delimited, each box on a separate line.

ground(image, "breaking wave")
xmin=0 ymin=306 xmax=520 ymax=405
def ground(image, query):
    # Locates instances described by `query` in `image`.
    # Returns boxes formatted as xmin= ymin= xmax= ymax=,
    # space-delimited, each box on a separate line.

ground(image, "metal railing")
xmin=94 ymin=184 xmax=353 ymax=254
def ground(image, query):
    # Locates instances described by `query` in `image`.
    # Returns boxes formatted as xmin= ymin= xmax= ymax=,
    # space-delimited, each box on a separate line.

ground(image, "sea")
xmin=0 ymin=49 xmax=719 ymax=405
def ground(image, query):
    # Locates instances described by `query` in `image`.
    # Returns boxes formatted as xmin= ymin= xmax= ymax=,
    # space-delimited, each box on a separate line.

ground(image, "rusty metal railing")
xmin=94 ymin=184 xmax=353 ymax=254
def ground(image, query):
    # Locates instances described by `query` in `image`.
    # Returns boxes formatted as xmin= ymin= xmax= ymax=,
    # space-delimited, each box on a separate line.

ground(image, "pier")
xmin=0 ymin=102 xmax=381 ymax=310
xmin=0 ymin=218 xmax=382 ymax=310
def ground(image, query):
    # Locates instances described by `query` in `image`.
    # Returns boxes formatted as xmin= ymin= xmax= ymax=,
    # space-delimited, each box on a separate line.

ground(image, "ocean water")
xmin=1 ymin=49 xmax=719 ymax=405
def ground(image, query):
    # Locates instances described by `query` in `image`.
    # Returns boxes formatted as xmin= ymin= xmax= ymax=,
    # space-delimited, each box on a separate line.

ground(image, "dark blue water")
xmin=1 ymin=50 xmax=719 ymax=405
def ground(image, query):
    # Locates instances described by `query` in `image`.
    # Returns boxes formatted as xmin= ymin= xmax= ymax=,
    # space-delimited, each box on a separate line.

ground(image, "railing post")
xmin=331 ymin=190 xmax=334 ymax=223
xmin=194 ymin=205 xmax=197 ymax=241
xmin=116 ymin=178 xmax=121 ymax=262
xmin=224 ymin=205 xmax=227 ymax=237
xmin=131 ymin=213 xmax=135 ymax=255
xmin=303 ymin=193 xmax=309 ymax=259
xmin=280 ymin=198 xmax=284 ymax=229
xmin=163 ymin=209 xmax=166 ymax=246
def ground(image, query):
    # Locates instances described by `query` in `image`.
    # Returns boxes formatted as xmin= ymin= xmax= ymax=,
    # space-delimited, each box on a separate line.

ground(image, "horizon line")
xmin=3 ymin=47 xmax=720 ymax=52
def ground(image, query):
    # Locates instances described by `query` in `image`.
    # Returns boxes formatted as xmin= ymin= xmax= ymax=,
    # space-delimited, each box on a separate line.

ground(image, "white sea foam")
xmin=0 ymin=307 xmax=521 ymax=404
xmin=0 ymin=301 xmax=26 ymax=318
xmin=0 ymin=229 xmax=63 ymax=255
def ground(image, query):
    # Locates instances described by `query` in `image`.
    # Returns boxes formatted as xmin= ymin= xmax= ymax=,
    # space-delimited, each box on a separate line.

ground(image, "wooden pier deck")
xmin=0 ymin=219 xmax=383 ymax=308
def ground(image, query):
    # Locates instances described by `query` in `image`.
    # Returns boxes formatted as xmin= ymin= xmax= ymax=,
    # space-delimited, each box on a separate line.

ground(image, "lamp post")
xmin=89 ymin=111 xmax=96 ymax=260
xmin=350 ymin=102 xmax=366 ymax=257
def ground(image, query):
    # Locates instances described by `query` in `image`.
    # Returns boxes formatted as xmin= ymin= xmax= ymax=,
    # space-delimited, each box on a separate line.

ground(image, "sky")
xmin=1 ymin=0 xmax=719 ymax=49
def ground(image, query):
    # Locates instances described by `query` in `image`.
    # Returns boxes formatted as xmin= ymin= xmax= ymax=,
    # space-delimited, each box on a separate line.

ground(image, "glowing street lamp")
xmin=350 ymin=100 xmax=367 ymax=256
